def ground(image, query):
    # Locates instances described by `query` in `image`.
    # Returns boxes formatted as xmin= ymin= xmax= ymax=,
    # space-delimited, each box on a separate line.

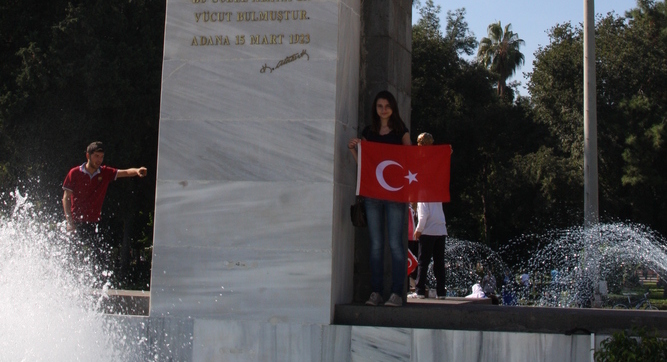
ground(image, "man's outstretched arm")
xmin=117 ymin=167 xmax=147 ymax=178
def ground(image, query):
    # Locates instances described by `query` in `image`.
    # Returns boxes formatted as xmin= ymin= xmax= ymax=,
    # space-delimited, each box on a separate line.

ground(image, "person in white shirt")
xmin=409 ymin=133 xmax=448 ymax=299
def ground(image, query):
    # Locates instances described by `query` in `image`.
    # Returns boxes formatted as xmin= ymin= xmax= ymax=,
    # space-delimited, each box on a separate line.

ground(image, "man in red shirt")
xmin=62 ymin=141 xmax=147 ymax=277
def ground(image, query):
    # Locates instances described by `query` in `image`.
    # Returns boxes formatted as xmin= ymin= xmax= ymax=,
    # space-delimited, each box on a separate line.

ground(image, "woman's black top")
xmin=362 ymin=125 xmax=409 ymax=145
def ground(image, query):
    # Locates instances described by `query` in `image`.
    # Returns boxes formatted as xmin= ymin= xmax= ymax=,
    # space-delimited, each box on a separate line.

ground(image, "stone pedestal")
xmin=151 ymin=0 xmax=362 ymax=325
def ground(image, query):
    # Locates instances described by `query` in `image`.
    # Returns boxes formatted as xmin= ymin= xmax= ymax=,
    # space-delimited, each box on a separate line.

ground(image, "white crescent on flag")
xmin=375 ymin=160 xmax=404 ymax=192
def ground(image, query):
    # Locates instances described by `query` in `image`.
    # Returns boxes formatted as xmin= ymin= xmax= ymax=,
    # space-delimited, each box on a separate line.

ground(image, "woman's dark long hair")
xmin=370 ymin=90 xmax=406 ymax=135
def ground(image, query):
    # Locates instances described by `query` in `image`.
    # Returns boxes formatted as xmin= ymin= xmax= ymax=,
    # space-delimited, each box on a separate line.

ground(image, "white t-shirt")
xmin=415 ymin=202 xmax=447 ymax=236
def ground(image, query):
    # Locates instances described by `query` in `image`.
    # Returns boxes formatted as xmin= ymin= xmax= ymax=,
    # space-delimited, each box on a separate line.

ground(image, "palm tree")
xmin=477 ymin=22 xmax=525 ymax=97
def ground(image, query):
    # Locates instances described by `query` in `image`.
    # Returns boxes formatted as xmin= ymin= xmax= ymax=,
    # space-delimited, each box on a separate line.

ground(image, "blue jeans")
xmin=364 ymin=198 xmax=407 ymax=295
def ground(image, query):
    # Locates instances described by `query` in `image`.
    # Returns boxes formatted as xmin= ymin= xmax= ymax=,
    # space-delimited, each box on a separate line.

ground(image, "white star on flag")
xmin=405 ymin=170 xmax=418 ymax=184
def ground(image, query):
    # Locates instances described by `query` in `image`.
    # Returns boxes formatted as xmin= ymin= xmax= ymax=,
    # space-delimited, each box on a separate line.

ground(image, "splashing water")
xmin=425 ymin=238 xmax=508 ymax=297
xmin=423 ymin=224 xmax=667 ymax=308
xmin=501 ymin=223 xmax=667 ymax=308
xmin=0 ymin=190 xmax=136 ymax=361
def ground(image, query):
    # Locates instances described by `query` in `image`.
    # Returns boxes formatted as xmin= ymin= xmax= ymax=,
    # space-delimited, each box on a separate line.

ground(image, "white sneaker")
xmin=408 ymin=292 xmax=425 ymax=299
xmin=384 ymin=293 xmax=402 ymax=307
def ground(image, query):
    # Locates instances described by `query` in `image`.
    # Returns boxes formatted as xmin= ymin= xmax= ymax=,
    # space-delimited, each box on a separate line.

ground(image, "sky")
xmin=411 ymin=0 xmax=639 ymax=96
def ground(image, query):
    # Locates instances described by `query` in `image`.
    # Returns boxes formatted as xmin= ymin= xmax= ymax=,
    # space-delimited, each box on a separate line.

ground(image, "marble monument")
xmin=137 ymin=0 xmax=610 ymax=360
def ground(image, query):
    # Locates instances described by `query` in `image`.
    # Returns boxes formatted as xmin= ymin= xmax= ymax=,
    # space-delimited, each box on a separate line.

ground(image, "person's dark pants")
xmin=415 ymin=235 xmax=446 ymax=297
xmin=75 ymin=222 xmax=112 ymax=283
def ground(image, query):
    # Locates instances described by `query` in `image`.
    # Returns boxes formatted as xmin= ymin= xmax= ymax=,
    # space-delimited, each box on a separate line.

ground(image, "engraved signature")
xmin=260 ymin=49 xmax=310 ymax=73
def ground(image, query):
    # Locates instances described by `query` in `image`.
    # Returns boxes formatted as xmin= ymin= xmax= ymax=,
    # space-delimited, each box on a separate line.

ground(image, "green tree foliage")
xmin=528 ymin=0 xmax=667 ymax=235
xmin=443 ymin=8 xmax=477 ymax=56
xmin=412 ymin=1 xmax=667 ymax=253
xmin=523 ymin=22 xmax=587 ymax=229
xmin=477 ymin=22 xmax=525 ymax=98
xmin=528 ymin=22 xmax=584 ymax=159
xmin=411 ymin=0 xmax=467 ymax=140
xmin=412 ymin=2 xmax=554 ymax=248
xmin=614 ymin=0 xmax=667 ymax=229
xmin=0 ymin=0 xmax=164 ymax=289
xmin=595 ymin=328 xmax=667 ymax=362
xmin=0 ymin=0 xmax=73 ymax=185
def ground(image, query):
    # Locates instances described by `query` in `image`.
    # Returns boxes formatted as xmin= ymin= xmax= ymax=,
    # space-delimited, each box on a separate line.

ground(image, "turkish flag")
xmin=407 ymin=248 xmax=418 ymax=275
xmin=356 ymin=141 xmax=451 ymax=202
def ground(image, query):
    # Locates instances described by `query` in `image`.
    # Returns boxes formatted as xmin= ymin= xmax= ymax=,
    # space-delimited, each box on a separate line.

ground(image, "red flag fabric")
xmin=356 ymin=141 xmax=451 ymax=202
xmin=407 ymin=248 xmax=417 ymax=275
xmin=407 ymin=206 xmax=416 ymax=241
xmin=407 ymin=207 xmax=419 ymax=275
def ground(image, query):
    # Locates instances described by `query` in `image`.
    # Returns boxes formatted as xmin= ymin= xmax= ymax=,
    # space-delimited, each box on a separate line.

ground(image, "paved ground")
xmin=407 ymin=296 xmax=492 ymax=305
xmin=335 ymin=299 xmax=667 ymax=335
xmin=99 ymin=290 xmax=493 ymax=316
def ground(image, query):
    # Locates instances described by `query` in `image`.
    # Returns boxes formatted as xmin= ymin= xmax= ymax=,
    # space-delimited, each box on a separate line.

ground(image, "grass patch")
xmin=606 ymin=281 xmax=667 ymax=309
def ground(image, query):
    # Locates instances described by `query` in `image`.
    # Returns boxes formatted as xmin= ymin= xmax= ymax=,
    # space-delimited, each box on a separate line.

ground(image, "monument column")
xmin=151 ymin=0 xmax=361 ymax=327
xmin=149 ymin=0 xmax=413 ymax=357
xmin=353 ymin=0 xmax=412 ymax=302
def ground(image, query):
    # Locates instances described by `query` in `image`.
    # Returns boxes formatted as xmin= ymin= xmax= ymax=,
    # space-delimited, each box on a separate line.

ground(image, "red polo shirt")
xmin=63 ymin=163 xmax=118 ymax=223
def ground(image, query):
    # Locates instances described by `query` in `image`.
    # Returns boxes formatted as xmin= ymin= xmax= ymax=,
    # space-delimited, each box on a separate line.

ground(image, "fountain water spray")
xmin=0 ymin=190 xmax=138 ymax=361
xmin=502 ymin=223 xmax=667 ymax=307
xmin=424 ymin=223 xmax=667 ymax=308
xmin=426 ymin=238 xmax=508 ymax=297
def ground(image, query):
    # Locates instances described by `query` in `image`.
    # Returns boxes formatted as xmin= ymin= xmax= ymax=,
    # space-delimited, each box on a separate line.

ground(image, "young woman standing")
xmin=348 ymin=90 xmax=411 ymax=307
